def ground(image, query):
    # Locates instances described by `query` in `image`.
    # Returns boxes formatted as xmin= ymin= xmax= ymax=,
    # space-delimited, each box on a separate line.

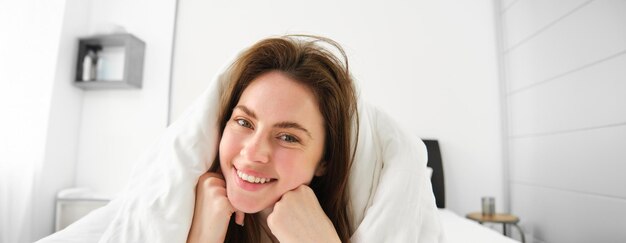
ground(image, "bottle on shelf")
xmin=82 ymin=50 xmax=98 ymax=81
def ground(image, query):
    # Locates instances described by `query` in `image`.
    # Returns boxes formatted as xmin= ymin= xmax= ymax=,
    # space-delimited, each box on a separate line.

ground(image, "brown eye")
xmin=236 ymin=118 xmax=252 ymax=128
xmin=278 ymin=134 xmax=299 ymax=143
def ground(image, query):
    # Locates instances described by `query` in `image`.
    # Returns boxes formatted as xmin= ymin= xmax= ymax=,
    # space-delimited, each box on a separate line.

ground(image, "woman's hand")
xmin=267 ymin=185 xmax=341 ymax=243
xmin=187 ymin=172 xmax=244 ymax=243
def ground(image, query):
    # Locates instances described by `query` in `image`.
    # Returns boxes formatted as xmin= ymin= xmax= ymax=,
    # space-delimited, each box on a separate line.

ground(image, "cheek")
xmin=274 ymin=152 xmax=319 ymax=186
xmin=219 ymin=129 xmax=239 ymax=167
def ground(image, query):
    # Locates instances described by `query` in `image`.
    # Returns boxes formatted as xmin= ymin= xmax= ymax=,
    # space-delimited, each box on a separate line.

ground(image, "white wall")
xmin=0 ymin=1 xmax=78 ymax=242
xmin=499 ymin=0 xmax=626 ymax=242
xmin=1 ymin=0 xmax=177 ymax=241
xmin=74 ymin=0 xmax=177 ymax=198
xmin=31 ymin=0 xmax=92 ymax=239
xmin=171 ymin=0 xmax=504 ymax=215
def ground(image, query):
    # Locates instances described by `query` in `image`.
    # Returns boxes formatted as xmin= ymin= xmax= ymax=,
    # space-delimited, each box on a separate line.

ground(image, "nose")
xmin=240 ymin=132 xmax=270 ymax=163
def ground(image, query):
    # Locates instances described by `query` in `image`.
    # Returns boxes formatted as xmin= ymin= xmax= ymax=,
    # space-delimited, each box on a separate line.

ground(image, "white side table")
xmin=54 ymin=188 xmax=110 ymax=232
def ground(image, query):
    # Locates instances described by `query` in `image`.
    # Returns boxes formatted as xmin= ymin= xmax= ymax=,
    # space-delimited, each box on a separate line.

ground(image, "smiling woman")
xmin=187 ymin=35 xmax=358 ymax=243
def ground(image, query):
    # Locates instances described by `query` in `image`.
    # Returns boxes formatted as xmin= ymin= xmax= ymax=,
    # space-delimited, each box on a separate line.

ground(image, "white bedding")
xmin=37 ymin=49 xmax=443 ymax=242
xmin=42 ymin=206 xmax=520 ymax=243
xmin=439 ymin=209 xmax=519 ymax=243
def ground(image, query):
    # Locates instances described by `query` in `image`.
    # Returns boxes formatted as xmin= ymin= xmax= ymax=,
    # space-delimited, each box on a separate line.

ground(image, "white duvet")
xmin=38 ymin=58 xmax=443 ymax=242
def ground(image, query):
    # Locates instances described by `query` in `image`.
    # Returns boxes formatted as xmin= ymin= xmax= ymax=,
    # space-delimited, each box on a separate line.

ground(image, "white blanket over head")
xmin=38 ymin=60 xmax=443 ymax=243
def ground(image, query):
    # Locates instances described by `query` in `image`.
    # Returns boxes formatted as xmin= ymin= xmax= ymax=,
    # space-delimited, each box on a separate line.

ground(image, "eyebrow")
xmin=235 ymin=105 xmax=257 ymax=119
xmin=234 ymin=105 xmax=313 ymax=139
xmin=275 ymin=121 xmax=313 ymax=139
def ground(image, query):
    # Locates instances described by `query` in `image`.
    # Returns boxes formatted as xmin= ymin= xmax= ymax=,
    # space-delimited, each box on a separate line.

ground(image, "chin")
xmin=227 ymin=188 xmax=272 ymax=214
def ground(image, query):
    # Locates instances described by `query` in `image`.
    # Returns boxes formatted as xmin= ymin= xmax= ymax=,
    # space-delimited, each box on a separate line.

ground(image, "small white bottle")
xmin=82 ymin=50 xmax=96 ymax=81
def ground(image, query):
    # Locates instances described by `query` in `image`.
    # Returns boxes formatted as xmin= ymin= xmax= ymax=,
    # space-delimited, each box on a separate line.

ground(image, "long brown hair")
xmin=209 ymin=35 xmax=359 ymax=242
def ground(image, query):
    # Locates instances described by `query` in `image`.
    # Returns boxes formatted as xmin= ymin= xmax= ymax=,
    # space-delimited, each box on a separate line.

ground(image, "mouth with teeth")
xmin=236 ymin=170 xmax=273 ymax=184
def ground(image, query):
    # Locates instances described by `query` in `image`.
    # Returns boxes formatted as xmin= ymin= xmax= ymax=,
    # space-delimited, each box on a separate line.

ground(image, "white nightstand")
xmin=54 ymin=188 xmax=110 ymax=232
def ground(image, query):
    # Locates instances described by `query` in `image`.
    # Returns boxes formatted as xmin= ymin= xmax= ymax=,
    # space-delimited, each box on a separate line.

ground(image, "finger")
xmin=198 ymin=175 xmax=226 ymax=189
xmin=235 ymin=210 xmax=245 ymax=226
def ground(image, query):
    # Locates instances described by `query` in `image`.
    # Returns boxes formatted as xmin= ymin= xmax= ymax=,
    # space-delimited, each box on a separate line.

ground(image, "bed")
xmin=423 ymin=139 xmax=519 ymax=243
xmin=38 ymin=70 xmax=515 ymax=242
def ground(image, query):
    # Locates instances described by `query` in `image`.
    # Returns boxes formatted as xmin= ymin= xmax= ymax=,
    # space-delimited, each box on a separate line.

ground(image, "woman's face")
xmin=219 ymin=71 xmax=326 ymax=214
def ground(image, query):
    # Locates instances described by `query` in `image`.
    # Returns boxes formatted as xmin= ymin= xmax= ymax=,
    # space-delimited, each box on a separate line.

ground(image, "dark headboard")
xmin=423 ymin=139 xmax=445 ymax=208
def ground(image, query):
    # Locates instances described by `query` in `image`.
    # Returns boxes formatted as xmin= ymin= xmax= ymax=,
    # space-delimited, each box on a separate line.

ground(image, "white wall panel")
xmin=501 ymin=0 xmax=519 ymax=12
xmin=501 ymin=0 xmax=626 ymax=242
xmin=501 ymin=0 xmax=589 ymax=50
xmin=0 ymin=2 xmax=66 ymax=241
xmin=511 ymin=183 xmax=626 ymax=243
xmin=505 ymin=0 xmax=626 ymax=92
xmin=508 ymin=53 xmax=626 ymax=136
xmin=510 ymin=124 xmax=626 ymax=199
